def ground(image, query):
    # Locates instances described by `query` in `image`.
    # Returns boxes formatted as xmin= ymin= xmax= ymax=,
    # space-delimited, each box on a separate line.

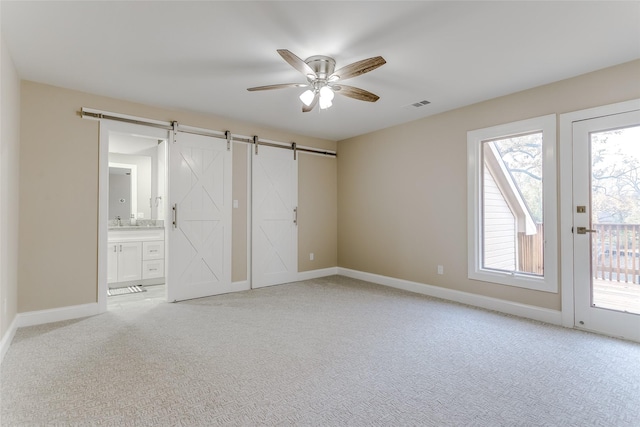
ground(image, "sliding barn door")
xmin=167 ymin=132 xmax=232 ymax=301
xmin=252 ymin=145 xmax=298 ymax=288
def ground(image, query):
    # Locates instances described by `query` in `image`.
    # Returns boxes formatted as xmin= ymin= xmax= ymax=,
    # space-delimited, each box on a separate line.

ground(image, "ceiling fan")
xmin=247 ymin=49 xmax=386 ymax=112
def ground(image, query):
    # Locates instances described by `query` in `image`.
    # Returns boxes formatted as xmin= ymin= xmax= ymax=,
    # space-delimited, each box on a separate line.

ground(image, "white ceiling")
xmin=2 ymin=1 xmax=639 ymax=141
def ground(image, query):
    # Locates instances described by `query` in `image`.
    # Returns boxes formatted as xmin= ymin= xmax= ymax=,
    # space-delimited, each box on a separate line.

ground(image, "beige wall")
xmin=0 ymin=34 xmax=20 ymax=342
xmin=338 ymin=59 xmax=640 ymax=311
xmin=16 ymin=60 xmax=639 ymax=316
xmin=232 ymin=143 xmax=248 ymax=282
xmin=19 ymin=81 xmax=337 ymax=313
xmin=298 ymin=153 xmax=338 ymax=271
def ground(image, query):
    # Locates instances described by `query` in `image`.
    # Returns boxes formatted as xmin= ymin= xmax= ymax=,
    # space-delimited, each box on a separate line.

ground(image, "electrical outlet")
xmin=437 ymin=265 xmax=444 ymax=275
xmin=310 ymin=253 xmax=314 ymax=261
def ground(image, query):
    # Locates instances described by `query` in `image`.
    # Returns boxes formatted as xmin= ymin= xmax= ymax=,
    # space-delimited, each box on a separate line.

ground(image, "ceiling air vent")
xmin=403 ymin=99 xmax=431 ymax=110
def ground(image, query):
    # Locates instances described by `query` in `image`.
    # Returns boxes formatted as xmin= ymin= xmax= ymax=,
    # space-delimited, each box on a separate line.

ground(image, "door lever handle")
xmin=576 ymin=227 xmax=597 ymax=234
xmin=293 ymin=207 xmax=298 ymax=225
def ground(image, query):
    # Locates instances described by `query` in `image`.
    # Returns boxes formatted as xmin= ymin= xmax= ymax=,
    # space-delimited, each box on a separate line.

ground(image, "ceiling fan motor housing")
xmin=305 ymin=55 xmax=336 ymax=81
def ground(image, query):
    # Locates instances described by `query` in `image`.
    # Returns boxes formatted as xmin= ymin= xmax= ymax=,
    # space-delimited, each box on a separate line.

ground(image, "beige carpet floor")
xmin=1 ymin=275 xmax=639 ymax=426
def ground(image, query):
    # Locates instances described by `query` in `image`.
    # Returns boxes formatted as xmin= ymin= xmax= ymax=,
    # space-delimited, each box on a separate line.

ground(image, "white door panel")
xmin=252 ymin=145 xmax=298 ymax=288
xmin=168 ymin=132 xmax=232 ymax=301
xmin=573 ymin=109 xmax=640 ymax=341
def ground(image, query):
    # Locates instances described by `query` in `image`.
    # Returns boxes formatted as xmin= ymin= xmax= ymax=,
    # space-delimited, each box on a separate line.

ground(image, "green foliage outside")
xmin=492 ymin=126 xmax=640 ymax=226
xmin=591 ymin=128 xmax=640 ymax=224
xmin=493 ymin=133 xmax=543 ymax=223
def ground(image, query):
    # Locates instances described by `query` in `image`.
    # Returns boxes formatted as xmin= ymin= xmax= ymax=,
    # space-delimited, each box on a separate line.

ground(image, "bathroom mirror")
xmin=108 ymin=163 xmax=137 ymax=221
xmin=108 ymin=131 xmax=166 ymax=221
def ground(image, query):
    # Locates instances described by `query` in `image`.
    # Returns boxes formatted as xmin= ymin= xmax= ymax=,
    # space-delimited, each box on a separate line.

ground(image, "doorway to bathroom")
xmin=98 ymin=119 xmax=170 ymax=312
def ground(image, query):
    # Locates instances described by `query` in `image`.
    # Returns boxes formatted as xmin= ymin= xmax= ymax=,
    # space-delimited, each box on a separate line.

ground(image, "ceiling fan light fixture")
xmin=299 ymin=89 xmax=315 ymax=106
xmin=319 ymin=99 xmax=333 ymax=110
xmin=319 ymin=85 xmax=335 ymax=101
xmin=319 ymin=85 xmax=335 ymax=110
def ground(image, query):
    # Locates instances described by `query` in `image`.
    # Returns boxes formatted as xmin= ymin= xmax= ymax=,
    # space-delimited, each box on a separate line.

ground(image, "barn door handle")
xmin=172 ymin=204 xmax=178 ymax=229
xmin=293 ymin=207 xmax=298 ymax=225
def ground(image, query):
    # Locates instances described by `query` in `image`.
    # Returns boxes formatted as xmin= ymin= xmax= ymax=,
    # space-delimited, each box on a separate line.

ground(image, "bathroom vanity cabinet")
xmin=107 ymin=241 xmax=142 ymax=283
xmin=107 ymin=228 xmax=165 ymax=287
xmin=142 ymin=241 xmax=164 ymax=280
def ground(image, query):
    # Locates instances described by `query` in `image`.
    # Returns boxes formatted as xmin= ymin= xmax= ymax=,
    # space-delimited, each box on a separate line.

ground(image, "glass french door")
xmin=573 ymin=109 xmax=640 ymax=341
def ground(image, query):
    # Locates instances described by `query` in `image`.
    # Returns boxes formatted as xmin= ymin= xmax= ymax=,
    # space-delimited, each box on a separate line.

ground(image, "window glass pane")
xmin=591 ymin=125 xmax=640 ymax=314
xmin=482 ymin=132 xmax=543 ymax=276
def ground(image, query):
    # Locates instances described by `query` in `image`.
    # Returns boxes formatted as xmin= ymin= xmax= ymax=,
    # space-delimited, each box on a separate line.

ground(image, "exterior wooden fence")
xmin=518 ymin=223 xmax=640 ymax=284
xmin=518 ymin=223 xmax=544 ymax=275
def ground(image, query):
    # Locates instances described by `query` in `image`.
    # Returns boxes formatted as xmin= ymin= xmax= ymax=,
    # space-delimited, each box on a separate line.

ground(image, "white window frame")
xmin=467 ymin=114 xmax=558 ymax=292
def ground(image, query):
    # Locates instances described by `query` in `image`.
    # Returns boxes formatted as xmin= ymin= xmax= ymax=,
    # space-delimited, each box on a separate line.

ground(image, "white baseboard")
xmin=338 ymin=268 xmax=562 ymax=325
xmin=297 ymin=267 xmax=339 ymax=281
xmin=0 ymin=315 xmax=18 ymax=365
xmin=11 ymin=281 xmax=254 ymax=331
xmin=16 ymin=303 xmax=99 ymax=328
xmin=232 ymin=280 xmax=250 ymax=292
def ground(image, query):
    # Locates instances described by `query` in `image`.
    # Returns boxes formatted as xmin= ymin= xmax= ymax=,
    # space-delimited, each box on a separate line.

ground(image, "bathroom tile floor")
xmin=107 ymin=284 xmax=166 ymax=311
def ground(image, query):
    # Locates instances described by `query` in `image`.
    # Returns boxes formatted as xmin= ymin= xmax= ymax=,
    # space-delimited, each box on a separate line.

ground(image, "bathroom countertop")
xmin=108 ymin=226 xmax=165 ymax=243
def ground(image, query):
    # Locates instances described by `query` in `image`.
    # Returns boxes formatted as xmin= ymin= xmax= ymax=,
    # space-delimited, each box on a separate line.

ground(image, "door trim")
xmin=559 ymin=98 xmax=640 ymax=329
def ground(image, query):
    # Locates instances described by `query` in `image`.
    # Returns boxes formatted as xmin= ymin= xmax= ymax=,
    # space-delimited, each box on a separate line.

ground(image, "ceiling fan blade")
xmin=329 ymin=56 xmax=386 ymax=81
xmin=302 ymin=93 xmax=319 ymax=113
xmin=277 ymin=49 xmax=317 ymax=78
xmin=247 ymin=83 xmax=308 ymax=91
xmin=332 ymin=85 xmax=380 ymax=102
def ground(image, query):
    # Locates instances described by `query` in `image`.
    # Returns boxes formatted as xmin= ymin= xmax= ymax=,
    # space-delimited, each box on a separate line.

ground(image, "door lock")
xmin=576 ymin=227 xmax=597 ymax=234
